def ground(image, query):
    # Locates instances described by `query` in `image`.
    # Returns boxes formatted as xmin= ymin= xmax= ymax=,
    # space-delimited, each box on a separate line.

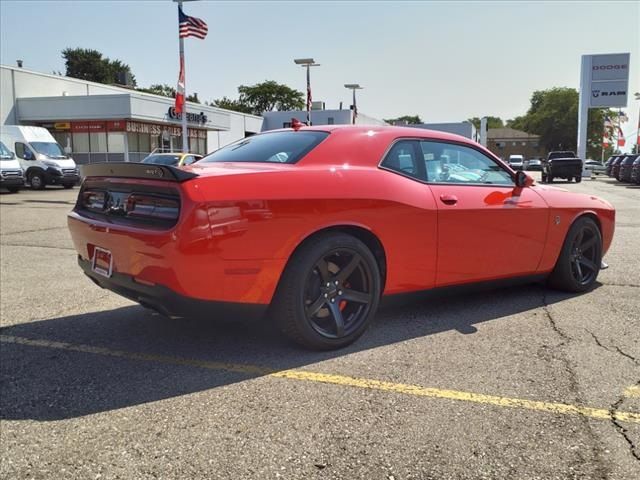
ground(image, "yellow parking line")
xmin=2 ymin=334 xmax=639 ymax=424
xmin=625 ymin=385 xmax=640 ymax=398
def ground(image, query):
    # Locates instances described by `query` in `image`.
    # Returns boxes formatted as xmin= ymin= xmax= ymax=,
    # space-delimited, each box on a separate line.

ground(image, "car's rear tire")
xmin=548 ymin=216 xmax=602 ymax=293
xmin=63 ymin=183 xmax=74 ymax=189
xmin=575 ymin=176 xmax=582 ymax=183
xmin=29 ymin=172 xmax=45 ymax=190
xmin=7 ymin=187 xmax=20 ymax=193
xmin=271 ymin=232 xmax=381 ymax=350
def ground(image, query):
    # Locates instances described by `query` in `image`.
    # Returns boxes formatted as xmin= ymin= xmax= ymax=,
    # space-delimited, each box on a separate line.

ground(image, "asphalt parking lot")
xmin=1 ymin=173 xmax=638 ymax=480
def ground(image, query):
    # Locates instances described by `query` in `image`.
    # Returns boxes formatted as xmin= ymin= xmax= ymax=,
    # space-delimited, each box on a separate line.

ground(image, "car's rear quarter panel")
xmin=194 ymin=166 xmax=439 ymax=302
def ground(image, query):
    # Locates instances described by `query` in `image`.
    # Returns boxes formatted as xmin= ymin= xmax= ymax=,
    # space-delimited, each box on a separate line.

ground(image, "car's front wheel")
xmin=29 ymin=172 xmax=45 ymax=190
xmin=272 ymin=232 xmax=381 ymax=350
xmin=548 ymin=216 xmax=602 ymax=292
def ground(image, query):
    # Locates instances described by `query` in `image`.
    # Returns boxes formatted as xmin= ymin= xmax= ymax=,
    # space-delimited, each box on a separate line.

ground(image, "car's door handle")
xmin=439 ymin=194 xmax=458 ymax=205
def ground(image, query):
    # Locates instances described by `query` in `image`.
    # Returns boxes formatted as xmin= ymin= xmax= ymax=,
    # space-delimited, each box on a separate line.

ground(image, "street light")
xmin=635 ymin=92 xmax=640 ymax=153
xmin=294 ymin=58 xmax=320 ymax=125
xmin=344 ymin=84 xmax=363 ymax=124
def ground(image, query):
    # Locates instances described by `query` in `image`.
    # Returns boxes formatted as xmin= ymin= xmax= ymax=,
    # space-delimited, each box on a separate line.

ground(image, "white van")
xmin=507 ymin=154 xmax=525 ymax=171
xmin=0 ymin=140 xmax=25 ymax=193
xmin=0 ymin=126 xmax=79 ymax=189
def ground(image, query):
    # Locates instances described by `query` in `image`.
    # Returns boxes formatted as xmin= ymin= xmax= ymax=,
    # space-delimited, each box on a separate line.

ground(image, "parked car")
xmin=604 ymin=156 xmax=617 ymax=176
xmin=541 ymin=151 xmax=583 ymax=183
xmin=619 ymin=154 xmax=638 ymax=182
xmin=508 ymin=154 xmax=525 ymax=170
xmin=630 ymin=156 xmax=640 ymax=184
xmin=68 ymin=126 xmax=615 ymax=350
xmin=610 ymin=156 xmax=625 ymax=179
xmin=584 ymin=159 xmax=606 ymax=176
xmin=141 ymin=152 xmax=202 ymax=167
xmin=526 ymin=158 xmax=543 ymax=171
xmin=0 ymin=140 xmax=24 ymax=193
xmin=0 ymin=126 xmax=79 ymax=190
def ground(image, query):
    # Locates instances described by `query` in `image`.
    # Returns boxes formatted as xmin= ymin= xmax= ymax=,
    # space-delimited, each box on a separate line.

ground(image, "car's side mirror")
xmin=515 ymin=170 xmax=534 ymax=188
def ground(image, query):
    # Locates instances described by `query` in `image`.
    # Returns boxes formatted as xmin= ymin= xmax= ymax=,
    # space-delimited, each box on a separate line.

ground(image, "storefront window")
xmin=72 ymin=132 xmax=90 ymax=153
xmin=107 ymin=132 xmax=125 ymax=153
xmin=90 ymin=132 xmax=107 ymax=152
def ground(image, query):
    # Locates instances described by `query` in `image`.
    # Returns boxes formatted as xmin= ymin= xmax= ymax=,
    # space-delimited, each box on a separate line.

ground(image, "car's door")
xmin=419 ymin=140 xmax=549 ymax=287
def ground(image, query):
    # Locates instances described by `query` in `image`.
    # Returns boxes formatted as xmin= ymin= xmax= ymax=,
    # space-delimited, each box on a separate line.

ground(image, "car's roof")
xmin=255 ymin=125 xmax=501 ymax=168
xmin=268 ymin=125 xmax=481 ymax=148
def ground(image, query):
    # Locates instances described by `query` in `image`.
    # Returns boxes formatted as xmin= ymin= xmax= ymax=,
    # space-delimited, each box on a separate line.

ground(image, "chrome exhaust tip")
xmin=600 ymin=260 xmax=609 ymax=270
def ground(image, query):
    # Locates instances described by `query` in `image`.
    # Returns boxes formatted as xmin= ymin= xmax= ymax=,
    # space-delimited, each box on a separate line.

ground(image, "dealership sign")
xmin=167 ymin=107 xmax=208 ymax=125
xmin=588 ymin=53 xmax=630 ymax=108
xmin=577 ymin=52 xmax=630 ymax=160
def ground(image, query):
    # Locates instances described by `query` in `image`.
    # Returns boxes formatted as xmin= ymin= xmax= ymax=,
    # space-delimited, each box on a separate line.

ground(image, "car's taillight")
xmin=76 ymin=185 xmax=181 ymax=229
xmin=126 ymin=194 xmax=180 ymax=221
xmin=81 ymin=190 xmax=106 ymax=211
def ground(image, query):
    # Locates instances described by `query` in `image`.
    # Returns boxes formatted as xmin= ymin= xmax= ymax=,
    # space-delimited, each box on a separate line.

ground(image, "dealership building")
xmin=1 ymin=65 xmax=262 ymax=163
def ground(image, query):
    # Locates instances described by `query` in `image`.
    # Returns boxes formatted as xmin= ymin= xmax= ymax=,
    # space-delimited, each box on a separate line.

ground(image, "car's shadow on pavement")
xmin=0 ymin=283 xmax=595 ymax=421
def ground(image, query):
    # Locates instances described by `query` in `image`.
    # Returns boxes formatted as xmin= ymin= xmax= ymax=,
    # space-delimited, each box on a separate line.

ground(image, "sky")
xmin=1 ymin=0 xmax=639 ymax=147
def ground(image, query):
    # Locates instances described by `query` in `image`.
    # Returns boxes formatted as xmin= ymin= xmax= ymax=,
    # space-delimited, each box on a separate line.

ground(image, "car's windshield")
xmin=142 ymin=154 xmax=181 ymax=165
xmin=201 ymin=131 xmax=329 ymax=164
xmin=0 ymin=141 xmax=14 ymax=160
xmin=31 ymin=142 xmax=67 ymax=158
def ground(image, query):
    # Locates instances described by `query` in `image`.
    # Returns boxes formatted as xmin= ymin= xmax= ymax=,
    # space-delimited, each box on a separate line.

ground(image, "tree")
xmin=136 ymin=84 xmax=200 ymax=104
xmin=383 ymin=115 xmax=422 ymax=125
xmin=62 ymin=48 xmax=136 ymax=86
xmin=138 ymin=83 xmax=176 ymax=97
xmin=506 ymin=87 xmax=618 ymax=159
xmin=209 ymin=97 xmax=253 ymax=114
xmin=467 ymin=116 xmax=504 ymax=130
xmin=237 ymin=81 xmax=305 ymax=115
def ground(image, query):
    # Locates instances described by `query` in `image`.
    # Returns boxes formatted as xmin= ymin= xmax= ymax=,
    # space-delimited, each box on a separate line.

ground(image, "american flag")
xmin=179 ymin=7 xmax=208 ymax=39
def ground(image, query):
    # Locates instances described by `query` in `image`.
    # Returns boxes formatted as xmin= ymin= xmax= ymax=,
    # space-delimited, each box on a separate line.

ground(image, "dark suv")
xmin=610 ymin=156 xmax=625 ymax=179
xmin=629 ymin=156 xmax=640 ymax=184
xmin=619 ymin=154 xmax=639 ymax=182
xmin=604 ymin=155 xmax=621 ymax=176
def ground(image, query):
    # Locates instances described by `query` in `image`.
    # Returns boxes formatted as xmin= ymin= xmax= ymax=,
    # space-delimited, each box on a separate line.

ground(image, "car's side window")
xmin=183 ymin=155 xmax=196 ymax=166
xmin=15 ymin=142 xmax=27 ymax=159
xmin=420 ymin=141 xmax=513 ymax=185
xmin=381 ymin=140 xmax=424 ymax=181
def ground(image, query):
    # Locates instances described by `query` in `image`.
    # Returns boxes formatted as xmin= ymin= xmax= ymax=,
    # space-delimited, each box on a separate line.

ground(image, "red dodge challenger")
xmin=68 ymin=126 xmax=615 ymax=349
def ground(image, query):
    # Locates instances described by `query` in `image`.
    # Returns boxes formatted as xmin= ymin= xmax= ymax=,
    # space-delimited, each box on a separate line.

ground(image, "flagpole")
xmin=601 ymin=115 xmax=605 ymax=163
xmin=178 ymin=1 xmax=188 ymax=153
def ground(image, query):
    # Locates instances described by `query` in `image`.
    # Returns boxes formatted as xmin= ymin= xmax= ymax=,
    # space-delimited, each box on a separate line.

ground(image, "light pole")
xmin=344 ymin=84 xmax=363 ymax=124
xmin=294 ymin=58 xmax=320 ymax=125
xmin=635 ymin=92 xmax=640 ymax=154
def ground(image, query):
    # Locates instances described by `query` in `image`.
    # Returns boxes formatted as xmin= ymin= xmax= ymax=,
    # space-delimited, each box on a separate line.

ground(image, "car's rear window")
xmin=201 ymin=131 xmax=329 ymax=164
xmin=143 ymin=155 xmax=181 ymax=165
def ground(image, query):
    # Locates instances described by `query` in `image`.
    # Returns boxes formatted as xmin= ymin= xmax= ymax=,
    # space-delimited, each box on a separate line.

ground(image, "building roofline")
xmin=1 ymin=64 xmax=263 ymax=120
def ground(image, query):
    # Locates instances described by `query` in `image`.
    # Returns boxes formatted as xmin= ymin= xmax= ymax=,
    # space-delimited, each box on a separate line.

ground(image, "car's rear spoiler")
xmin=80 ymin=162 xmax=198 ymax=182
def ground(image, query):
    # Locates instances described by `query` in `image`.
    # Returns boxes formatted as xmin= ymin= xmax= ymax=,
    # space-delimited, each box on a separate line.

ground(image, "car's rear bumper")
xmin=78 ymin=256 xmax=267 ymax=320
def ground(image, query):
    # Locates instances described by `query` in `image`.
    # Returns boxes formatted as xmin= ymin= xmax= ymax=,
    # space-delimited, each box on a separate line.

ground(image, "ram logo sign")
xmin=587 ymin=53 xmax=630 ymax=108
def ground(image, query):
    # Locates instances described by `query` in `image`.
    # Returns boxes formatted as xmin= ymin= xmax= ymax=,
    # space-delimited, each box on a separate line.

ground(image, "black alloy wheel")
xmin=272 ymin=232 xmax=381 ymax=350
xmin=303 ymin=248 xmax=374 ymax=339
xmin=548 ymin=216 xmax=602 ymax=292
